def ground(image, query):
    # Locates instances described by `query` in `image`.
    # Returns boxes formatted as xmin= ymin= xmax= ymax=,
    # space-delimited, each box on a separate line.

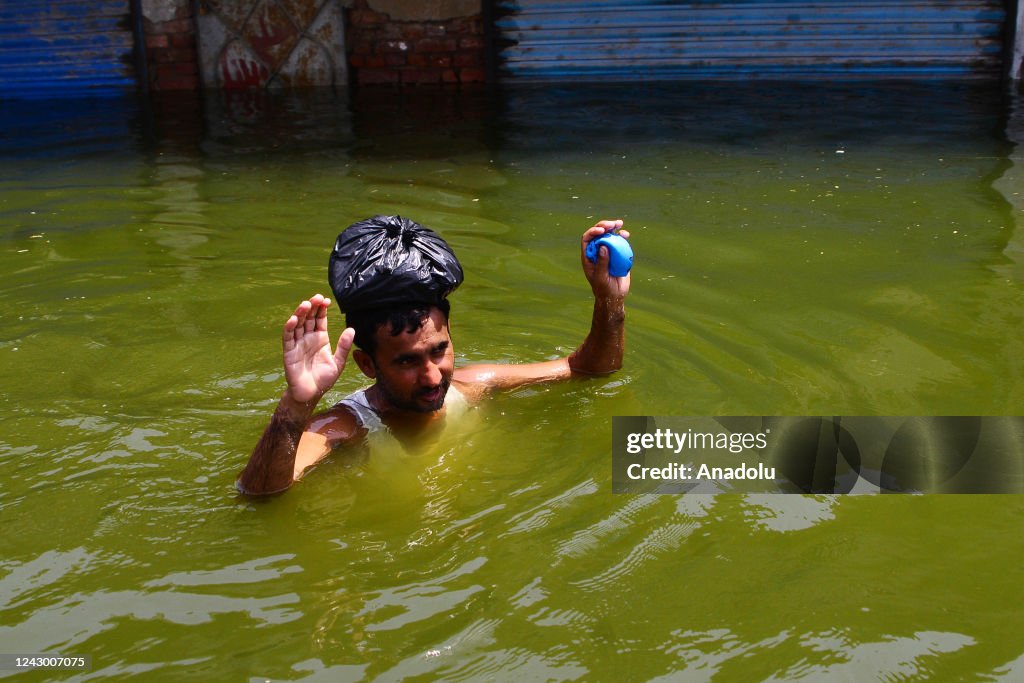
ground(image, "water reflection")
xmin=992 ymin=88 xmax=1024 ymax=282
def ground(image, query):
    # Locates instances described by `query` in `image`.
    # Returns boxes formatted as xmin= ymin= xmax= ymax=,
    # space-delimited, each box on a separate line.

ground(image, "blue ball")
xmin=585 ymin=233 xmax=634 ymax=277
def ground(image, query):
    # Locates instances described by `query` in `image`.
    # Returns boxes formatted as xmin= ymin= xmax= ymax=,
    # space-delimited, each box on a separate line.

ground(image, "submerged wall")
xmin=195 ymin=0 xmax=348 ymax=89
xmin=346 ymin=0 xmax=485 ymax=86
xmin=141 ymin=0 xmax=200 ymax=91
xmin=10 ymin=0 xmax=1024 ymax=97
xmin=142 ymin=0 xmax=483 ymax=90
xmin=20 ymin=1 xmax=1024 ymax=95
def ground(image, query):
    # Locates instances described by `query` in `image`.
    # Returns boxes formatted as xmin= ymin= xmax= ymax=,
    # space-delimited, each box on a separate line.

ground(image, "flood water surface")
xmin=1 ymin=83 xmax=1023 ymax=680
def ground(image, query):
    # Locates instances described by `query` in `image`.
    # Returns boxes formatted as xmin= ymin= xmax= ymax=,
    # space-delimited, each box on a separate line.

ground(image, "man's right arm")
xmin=237 ymin=395 xmax=360 ymax=494
xmin=453 ymin=219 xmax=629 ymax=397
xmin=236 ymin=294 xmax=356 ymax=496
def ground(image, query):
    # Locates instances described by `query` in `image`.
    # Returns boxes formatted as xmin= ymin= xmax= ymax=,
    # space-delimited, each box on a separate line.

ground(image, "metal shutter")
xmin=0 ymin=0 xmax=139 ymax=96
xmin=495 ymin=0 xmax=1007 ymax=80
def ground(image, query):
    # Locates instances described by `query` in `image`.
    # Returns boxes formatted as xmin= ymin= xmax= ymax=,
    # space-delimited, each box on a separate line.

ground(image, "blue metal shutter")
xmin=494 ymin=0 xmax=1007 ymax=80
xmin=0 ymin=0 xmax=139 ymax=97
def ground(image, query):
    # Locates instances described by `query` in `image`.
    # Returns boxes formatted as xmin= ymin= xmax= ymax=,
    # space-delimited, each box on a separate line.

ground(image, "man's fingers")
xmin=283 ymin=295 xmax=327 ymax=337
xmin=282 ymin=314 xmax=300 ymax=351
xmin=284 ymin=297 xmax=324 ymax=350
xmin=592 ymin=219 xmax=624 ymax=233
xmin=297 ymin=293 xmax=321 ymax=334
xmin=292 ymin=299 xmax=312 ymax=324
xmin=596 ymin=244 xmax=611 ymax=275
xmin=581 ymin=219 xmax=625 ymax=247
xmin=315 ymin=296 xmax=330 ymax=332
xmin=289 ymin=299 xmax=312 ymax=337
xmin=580 ymin=227 xmax=605 ymax=261
xmin=335 ymin=327 xmax=355 ymax=365
xmin=581 ymin=220 xmax=628 ymax=277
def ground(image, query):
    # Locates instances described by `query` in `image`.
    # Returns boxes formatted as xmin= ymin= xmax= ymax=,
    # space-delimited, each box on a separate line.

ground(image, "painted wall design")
xmin=196 ymin=0 xmax=347 ymax=89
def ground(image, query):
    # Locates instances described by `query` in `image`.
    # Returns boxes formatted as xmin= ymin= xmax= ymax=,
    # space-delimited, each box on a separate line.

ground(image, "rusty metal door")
xmin=494 ymin=0 xmax=1007 ymax=80
xmin=0 ymin=0 xmax=140 ymax=96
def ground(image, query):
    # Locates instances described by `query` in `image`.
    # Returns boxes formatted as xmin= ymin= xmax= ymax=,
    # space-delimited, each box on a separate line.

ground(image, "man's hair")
xmin=346 ymin=301 xmax=451 ymax=361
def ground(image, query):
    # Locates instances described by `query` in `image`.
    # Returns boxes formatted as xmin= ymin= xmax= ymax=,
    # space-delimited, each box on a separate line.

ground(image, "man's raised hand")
xmin=281 ymin=294 xmax=354 ymax=405
xmin=581 ymin=219 xmax=631 ymax=300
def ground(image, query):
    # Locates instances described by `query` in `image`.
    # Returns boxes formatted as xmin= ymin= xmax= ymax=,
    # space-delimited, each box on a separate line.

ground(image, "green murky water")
xmin=2 ymin=82 xmax=1023 ymax=681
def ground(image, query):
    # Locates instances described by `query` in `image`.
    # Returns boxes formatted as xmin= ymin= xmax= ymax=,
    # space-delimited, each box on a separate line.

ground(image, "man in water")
xmin=237 ymin=219 xmax=630 ymax=495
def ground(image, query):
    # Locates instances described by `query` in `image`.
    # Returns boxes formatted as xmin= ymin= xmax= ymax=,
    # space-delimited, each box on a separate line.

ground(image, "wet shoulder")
xmin=307 ymin=403 xmax=363 ymax=444
xmin=450 ymin=377 xmax=487 ymax=403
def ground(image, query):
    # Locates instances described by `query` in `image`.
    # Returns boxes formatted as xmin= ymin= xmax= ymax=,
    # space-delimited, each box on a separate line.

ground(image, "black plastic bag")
xmin=328 ymin=215 xmax=464 ymax=313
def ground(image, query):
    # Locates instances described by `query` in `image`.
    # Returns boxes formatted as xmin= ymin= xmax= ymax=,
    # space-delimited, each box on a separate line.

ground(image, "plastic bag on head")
xmin=328 ymin=215 xmax=464 ymax=313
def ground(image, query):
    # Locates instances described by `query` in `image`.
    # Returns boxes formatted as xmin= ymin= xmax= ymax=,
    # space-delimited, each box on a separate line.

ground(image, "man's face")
xmin=367 ymin=308 xmax=455 ymax=414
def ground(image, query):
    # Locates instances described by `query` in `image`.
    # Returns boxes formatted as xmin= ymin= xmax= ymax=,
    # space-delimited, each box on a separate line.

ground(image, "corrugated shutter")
xmin=0 ymin=0 xmax=139 ymax=97
xmin=495 ymin=0 xmax=1007 ymax=80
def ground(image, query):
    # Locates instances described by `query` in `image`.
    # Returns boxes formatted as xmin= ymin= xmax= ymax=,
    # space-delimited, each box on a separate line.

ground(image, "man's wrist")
xmin=279 ymin=390 xmax=320 ymax=423
xmin=593 ymin=296 xmax=626 ymax=321
xmin=237 ymin=390 xmax=313 ymax=496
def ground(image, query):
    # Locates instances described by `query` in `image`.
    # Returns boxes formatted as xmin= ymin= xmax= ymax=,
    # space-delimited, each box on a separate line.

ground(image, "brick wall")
xmin=141 ymin=0 xmax=199 ymax=91
xmin=347 ymin=0 xmax=485 ymax=86
xmin=139 ymin=0 xmax=485 ymax=91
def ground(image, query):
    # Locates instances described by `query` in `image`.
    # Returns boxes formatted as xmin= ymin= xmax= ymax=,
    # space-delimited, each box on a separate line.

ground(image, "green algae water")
xmin=2 ymin=82 xmax=1023 ymax=681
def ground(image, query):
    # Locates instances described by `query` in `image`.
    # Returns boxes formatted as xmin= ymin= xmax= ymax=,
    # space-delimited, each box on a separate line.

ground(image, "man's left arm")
xmin=453 ymin=219 xmax=629 ymax=394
